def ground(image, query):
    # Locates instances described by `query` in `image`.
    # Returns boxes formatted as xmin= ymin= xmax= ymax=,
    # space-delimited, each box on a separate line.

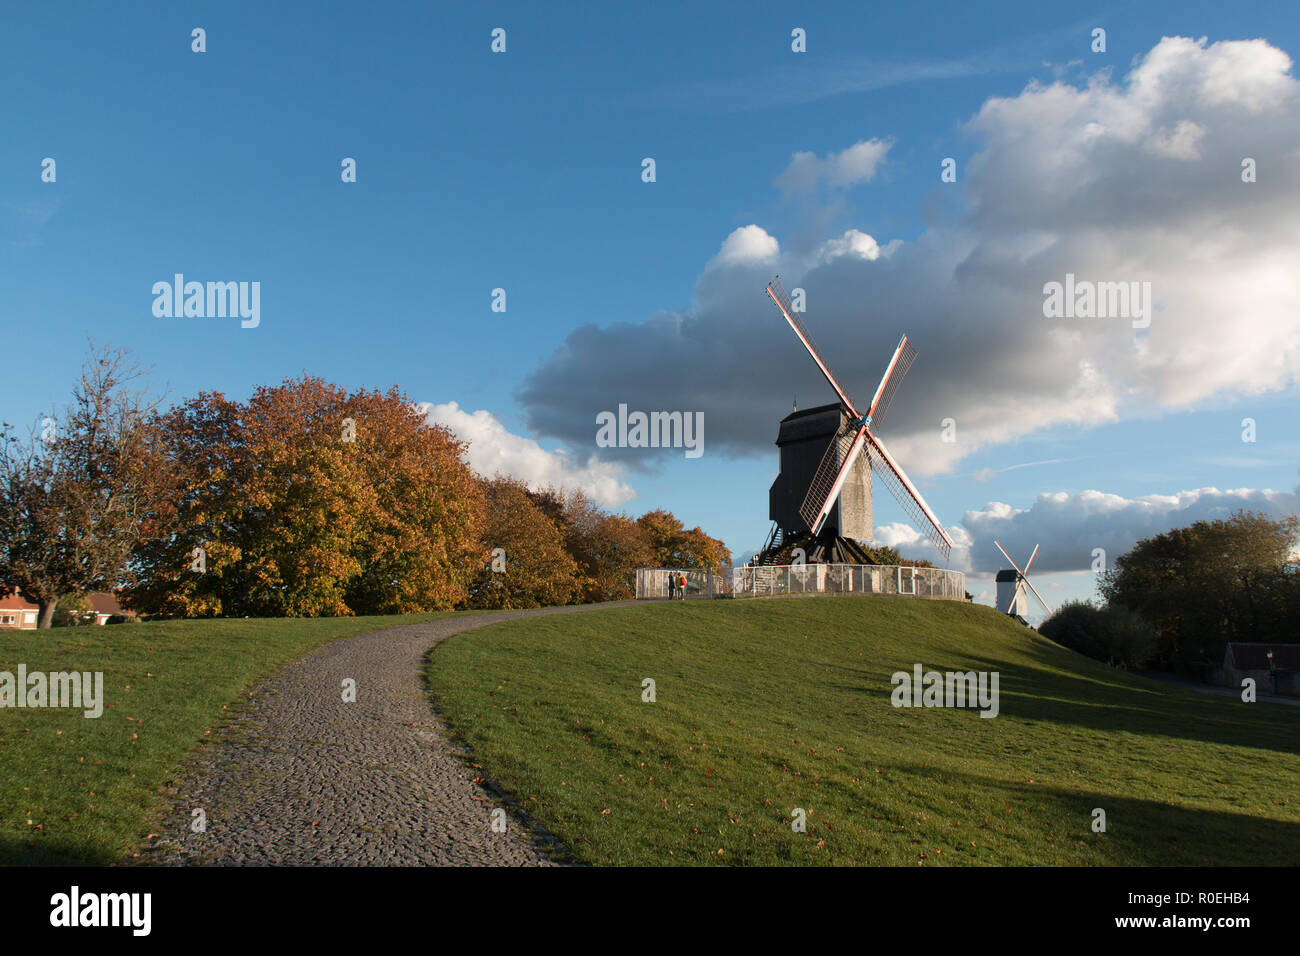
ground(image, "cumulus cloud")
xmin=813 ymin=229 xmax=889 ymax=265
xmin=417 ymin=401 xmax=637 ymax=508
xmin=883 ymin=484 xmax=1300 ymax=574
xmin=775 ymin=138 xmax=893 ymax=193
xmin=708 ymin=224 xmax=780 ymax=268
xmin=520 ymin=36 xmax=1300 ymax=478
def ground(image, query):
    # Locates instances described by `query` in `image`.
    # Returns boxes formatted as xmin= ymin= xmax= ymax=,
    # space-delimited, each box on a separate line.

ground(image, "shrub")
xmin=1039 ymin=601 xmax=1157 ymax=669
xmin=52 ymin=594 xmax=94 ymax=627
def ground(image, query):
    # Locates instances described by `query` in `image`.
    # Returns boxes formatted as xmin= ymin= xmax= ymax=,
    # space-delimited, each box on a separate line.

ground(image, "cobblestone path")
xmin=144 ymin=603 xmax=636 ymax=865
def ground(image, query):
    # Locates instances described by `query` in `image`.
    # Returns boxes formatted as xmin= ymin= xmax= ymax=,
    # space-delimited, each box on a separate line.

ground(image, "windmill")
xmin=993 ymin=540 xmax=1052 ymax=619
xmin=757 ymin=276 xmax=953 ymax=564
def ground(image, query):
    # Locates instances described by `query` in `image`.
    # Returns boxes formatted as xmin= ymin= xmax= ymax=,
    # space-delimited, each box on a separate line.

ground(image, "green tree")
xmin=859 ymin=544 xmax=934 ymax=568
xmin=52 ymin=593 xmax=94 ymax=627
xmin=1039 ymin=600 xmax=1157 ymax=669
xmin=1100 ymin=510 xmax=1300 ymax=668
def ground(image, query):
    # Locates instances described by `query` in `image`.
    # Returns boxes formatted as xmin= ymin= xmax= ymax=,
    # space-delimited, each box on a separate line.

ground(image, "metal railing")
xmin=635 ymin=564 xmax=966 ymax=601
xmin=731 ymin=563 xmax=965 ymax=600
xmin=635 ymin=568 xmax=732 ymax=600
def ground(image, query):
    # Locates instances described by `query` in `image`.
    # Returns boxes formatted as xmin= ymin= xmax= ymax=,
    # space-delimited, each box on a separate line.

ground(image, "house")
xmin=1222 ymin=643 xmax=1300 ymax=697
xmin=0 ymin=590 xmax=40 ymax=629
xmin=86 ymin=592 xmax=125 ymax=625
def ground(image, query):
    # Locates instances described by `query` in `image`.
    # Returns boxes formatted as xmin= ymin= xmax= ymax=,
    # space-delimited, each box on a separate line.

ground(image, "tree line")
xmin=1040 ymin=510 xmax=1300 ymax=672
xmin=1 ymin=346 xmax=730 ymax=626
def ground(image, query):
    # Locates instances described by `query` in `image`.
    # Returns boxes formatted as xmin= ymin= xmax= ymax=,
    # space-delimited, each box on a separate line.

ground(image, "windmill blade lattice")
xmin=863 ymin=434 xmax=952 ymax=560
xmin=765 ymin=277 xmax=858 ymax=415
xmin=869 ymin=338 xmax=917 ymax=430
xmin=799 ymin=424 xmax=861 ymax=532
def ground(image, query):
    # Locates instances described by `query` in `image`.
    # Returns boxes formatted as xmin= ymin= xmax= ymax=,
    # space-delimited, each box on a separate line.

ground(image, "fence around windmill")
xmin=635 ymin=568 xmax=731 ymax=599
xmin=635 ymin=564 xmax=965 ymax=601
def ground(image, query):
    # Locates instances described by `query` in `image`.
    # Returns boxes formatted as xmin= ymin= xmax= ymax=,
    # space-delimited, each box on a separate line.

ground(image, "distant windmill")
xmin=757 ymin=276 xmax=953 ymax=564
xmin=993 ymin=540 xmax=1052 ymax=619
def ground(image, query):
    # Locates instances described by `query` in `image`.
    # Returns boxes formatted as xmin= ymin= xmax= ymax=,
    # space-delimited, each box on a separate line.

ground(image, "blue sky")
xmin=4 ymin=1 xmax=1299 ymax=621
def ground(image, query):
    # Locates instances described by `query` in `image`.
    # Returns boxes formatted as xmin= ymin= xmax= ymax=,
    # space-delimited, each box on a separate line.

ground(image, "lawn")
xmin=0 ymin=613 xmax=454 ymax=865
xmin=428 ymin=597 xmax=1300 ymax=866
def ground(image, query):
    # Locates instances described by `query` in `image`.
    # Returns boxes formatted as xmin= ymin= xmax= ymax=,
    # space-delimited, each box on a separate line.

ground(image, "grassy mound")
xmin=428 ymin=597 xmax=1300 ymax=866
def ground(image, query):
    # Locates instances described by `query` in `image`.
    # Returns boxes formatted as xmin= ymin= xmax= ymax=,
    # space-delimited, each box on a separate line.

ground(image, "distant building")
xmin=1222 ymin=643 xmax=1300 ymax=697
xmin=86 ymin=592 xmax=125 ymax=625
xmin=0 ymin=589 xmax=127 ymax=628
xmin=0 ymin=590 xmax=39 ymax=629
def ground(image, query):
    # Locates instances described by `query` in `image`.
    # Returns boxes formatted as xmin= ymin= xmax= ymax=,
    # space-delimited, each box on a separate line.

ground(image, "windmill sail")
xmin=868 ymin=337 xmax=918 ymax=430
xmin=765 ymin=274 xmax=953 ymax=562
xmin=799 ymin=424 xmax=863 ymax=533
xmin=765 ymin=277 xmax=859 ymax=416
xmin=862 ymin=431 xmax=953 ymax=560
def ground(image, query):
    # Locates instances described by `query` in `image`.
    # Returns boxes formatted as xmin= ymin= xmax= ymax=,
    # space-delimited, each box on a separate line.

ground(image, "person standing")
xmin=668 ymin=571 xmax=676 ymax=601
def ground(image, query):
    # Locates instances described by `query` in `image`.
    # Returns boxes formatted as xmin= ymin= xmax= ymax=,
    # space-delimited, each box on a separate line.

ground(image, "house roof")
xmin=87 ymin=592 xmax=124 ymax=616
xmin=0 ymin=589 xmax=38 ymax=611
xmin=776 ymin=403 xmax=845 ymax=445
xmin=1227 ymin=643 xmax=1300 ymax=670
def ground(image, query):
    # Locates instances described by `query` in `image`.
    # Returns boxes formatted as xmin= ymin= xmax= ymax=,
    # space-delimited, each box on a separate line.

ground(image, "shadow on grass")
xmin=0 ymin=831 xmax=122 ymax=867
xmin=839 ymin=639 xmax=1300 ymax=757
xmin=889 ymin=761 xmax=1300 ymax=865
xmin=986 ymin=640 xmax=1299 ymax=756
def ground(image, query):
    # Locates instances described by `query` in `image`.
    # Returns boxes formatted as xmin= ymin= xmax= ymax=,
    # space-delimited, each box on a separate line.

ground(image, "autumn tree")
xmin=125 ymin=377 xmax=484 ymax=617
xmin=636 ymin=509 xmax=732 ymax=571
xmin=468 ymin=477 xmax=578 ymax=609
xmin=563 ymin=491 xmax=654 ymax=602
xmin=0 ymin=345 xmax=170 ymax=628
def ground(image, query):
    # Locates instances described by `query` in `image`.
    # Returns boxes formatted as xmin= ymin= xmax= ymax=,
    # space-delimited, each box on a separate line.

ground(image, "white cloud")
xmin=709 ymin=225 xmax=780 ymax=269
xmin=882 ymin=484 xmax=1300 ymax=574
xmin=1144 ymin=118 xmax=1206 ymax=159
xmin=521 ymin=35 xmax=1300 ymax=482
xmin=776 ymin=138 xmax=893 ymax=193
xmin=813 ymin=229 xmax=884 ymax=264
xmin=417 ymin=401 xmax=637 ymax=508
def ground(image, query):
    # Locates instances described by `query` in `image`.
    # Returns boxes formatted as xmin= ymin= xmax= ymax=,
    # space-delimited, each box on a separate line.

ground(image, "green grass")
xmin=0 ymin=612 xmax=458 ymax=865
xmin=428 ymin=597 xmax=1300 ymax=866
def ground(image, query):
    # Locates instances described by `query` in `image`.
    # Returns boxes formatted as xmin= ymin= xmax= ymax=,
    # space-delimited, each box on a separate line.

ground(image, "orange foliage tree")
xmin=635 ymin=509 xmax=732 ymax=572
xmin=468 ymin=477 xmax=578 ymax=609
xmin=125 ymin=377 xmax=483 ymax=617
xmin=563 ymin=491 xmax=655 ymax=602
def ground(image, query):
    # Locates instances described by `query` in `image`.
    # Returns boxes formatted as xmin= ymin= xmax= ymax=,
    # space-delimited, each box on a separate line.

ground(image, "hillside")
xmin=428 ymin=596 xmax=1300 ymax=866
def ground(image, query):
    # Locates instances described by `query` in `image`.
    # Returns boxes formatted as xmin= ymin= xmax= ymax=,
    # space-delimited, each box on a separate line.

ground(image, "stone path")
xmin=1136 ymin=670 xmax=1300 ymax=706
xmin=143 ymin=603 xmax=637 ymax=866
